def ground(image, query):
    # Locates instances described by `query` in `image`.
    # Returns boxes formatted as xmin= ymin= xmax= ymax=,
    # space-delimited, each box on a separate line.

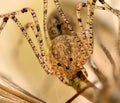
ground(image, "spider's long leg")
xmin=76 ymin=3 xmax=85 ymax=35
xmin=90 ymin=57 xmax=109 ymax=87
xmin=0 ymin=9 xmax=52 ymax=74
xmin=100 ymin=44 xmax=119 ymax=83
xmin=11 ymin=16 xmax=51 ymax=74
xmin=43 ymin=0 xmax=48 ymax=33
xmin=97 ymin=0 xmax=120 ymax=72
xmin=0 ymin=8 xmax=42 ymax=50
xmin=76 ymin=0 xmax=97 ymax=55
xmin=96 ymin=2 xmax=120 ymax=17
xmin=25 ymin=22 xmax=36 ymax=34
xmin=25 ymin=22 xmax=44 ymax=50
xmin=76 ymin=2 xmax=90 ymax=58
xmin=53 ymin=0 xmax=77 ymax=36
xmin=85 ymin=0 xmax=97 ymax=55
xmin=43 ymin=0 xmax=51 ymax=47
xmin=0 ymin=18 xmax=8 ymax=34
xmin=97 ymin=0 xmax=120 ymax=55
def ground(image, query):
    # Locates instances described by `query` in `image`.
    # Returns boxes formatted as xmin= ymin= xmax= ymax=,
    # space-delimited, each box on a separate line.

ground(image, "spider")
xmin=44 ymin=0 xmax=97 ymax=90
xmin=0 ymin=0 xmax=120 ymax=103
xmin=0 ymin=0 xmax=96 ymax=94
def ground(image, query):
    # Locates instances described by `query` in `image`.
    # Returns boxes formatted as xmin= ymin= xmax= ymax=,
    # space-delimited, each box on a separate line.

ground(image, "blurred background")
xmin=0 ymin=0 xmax=120 ymax=103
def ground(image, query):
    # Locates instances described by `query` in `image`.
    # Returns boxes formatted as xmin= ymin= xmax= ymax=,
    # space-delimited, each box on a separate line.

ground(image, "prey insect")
xmin=0 ymin=0 xmax=120 ymax=103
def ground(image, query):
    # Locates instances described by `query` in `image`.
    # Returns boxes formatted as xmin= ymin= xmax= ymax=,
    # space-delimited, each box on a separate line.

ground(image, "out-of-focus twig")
xmin=0 ymin=73 xmax=46 ymax=103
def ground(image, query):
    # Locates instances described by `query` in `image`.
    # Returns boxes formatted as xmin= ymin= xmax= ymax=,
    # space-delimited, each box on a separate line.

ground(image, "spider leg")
xmin=76 ymin=3 xmax=85 ymax=35
xmin=96 ymin=0 xmax=120 ymax=78
xmin=76 ymin=2 xmax=90 ymax=58
xmin=25 ymin=22 xmax=43 ymax=48
xmin=76 ymin=0 xmax=97 ymax=56
xmin=90 ymin=57 xmax=109 ymax=86
xmin=43 ymin=0 xmax=48 ymax=33
xmin=0 ymin=8 xmax=53 ymax=74
xmin=97 ymin=0 xmax=120 ymax=55
xmin=43 ymin=0 xmax=52 ymax=47
xmin=85 ymin=0 xmax=97 ymax=55
xmin=53 ymin=0 xmax=77 ymax=36
xmin=0 ymin=8 xmax=43 ymax=52
xmin=96 ymin=1 xmax=120 ymax=17
xmin=0 ymin=18 xmax=8 ymax=34
xmin=11 ymin=16 xmax=50 ymax=74
xmin=25 ymin=22 xmax=36 ymax=33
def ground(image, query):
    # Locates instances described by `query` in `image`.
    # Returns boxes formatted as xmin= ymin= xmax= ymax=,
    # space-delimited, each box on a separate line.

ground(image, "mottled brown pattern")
xmin=49 ymin=35 xmax=88 ymax=80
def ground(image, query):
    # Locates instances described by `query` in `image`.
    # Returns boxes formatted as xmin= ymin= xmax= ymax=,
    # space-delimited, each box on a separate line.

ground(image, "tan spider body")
xmin=42 ymin=0 xmax=97 ymax=93
xmin=49 ymin=35 xmax=89 ymax=88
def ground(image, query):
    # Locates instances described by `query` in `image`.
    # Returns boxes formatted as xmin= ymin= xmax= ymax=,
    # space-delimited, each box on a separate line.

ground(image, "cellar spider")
xmin=0 ymin=0 xmax=120 ymax=103
xmin=0 ymin=0 xmax=97 ymax=97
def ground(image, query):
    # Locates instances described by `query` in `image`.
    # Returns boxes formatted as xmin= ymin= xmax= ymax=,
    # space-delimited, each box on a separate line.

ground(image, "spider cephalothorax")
xmin=49 ymin=35 xmax=89 ymax=87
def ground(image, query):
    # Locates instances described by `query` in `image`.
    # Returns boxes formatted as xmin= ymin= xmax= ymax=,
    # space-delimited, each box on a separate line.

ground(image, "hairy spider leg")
xmin=0 ymin=8 xmax=53 ymax=74
xmin=84 ymin=0 xmax=97 ymax=55
xmin=43 ymin=0 xmax=52 ymax=47
xmin=94 ymin=0 xmax=120 ymax=81
xmin=100 ymin=44 xmax=118 ymax=82
xmin=0 ymin=18 xmax=7 ymax=34
xmin=76 ymin=0 xmax=97 ymax=62
xmin=97 ymin=0 xmax=120 ymax=56
xmin=53 ymin=0 xmax=76 ymax=36
xmin=25 ymin=22 xmax=36 ymax=34
xmin=97 ymin=1 xmax=120 ymax=17
xmin=43 ymin=0 xmax=48 ymax=33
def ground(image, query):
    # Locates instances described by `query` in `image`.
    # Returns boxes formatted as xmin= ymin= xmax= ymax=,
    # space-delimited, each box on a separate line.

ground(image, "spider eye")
xmin=57 ymin=63 xmax=61 ymax=66
xmin=56 ymin=24 xmax=61 ymax=31
xmin=66 ymin=66 xmax=70 ymax=70
xmin=69 ymin=58 xmax=73 ymax=61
